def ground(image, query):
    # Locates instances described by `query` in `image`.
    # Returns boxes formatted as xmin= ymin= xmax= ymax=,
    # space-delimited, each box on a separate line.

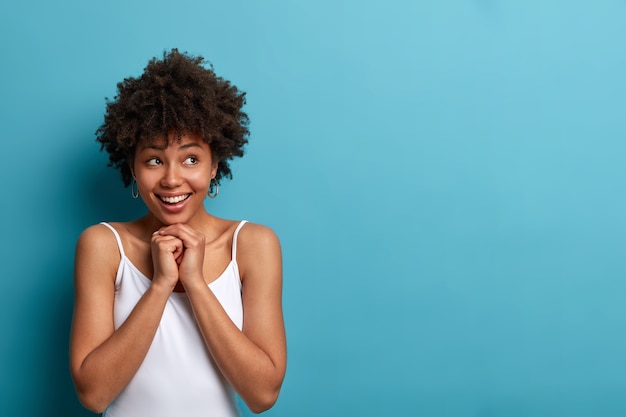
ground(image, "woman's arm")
xmin=170 ymin=222 xmax=287 ymax=413
xmin=69 ymin=224 xmax=177 ymax=413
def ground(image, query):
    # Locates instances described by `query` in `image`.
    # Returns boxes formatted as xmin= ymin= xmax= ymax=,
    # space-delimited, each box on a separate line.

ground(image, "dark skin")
xmin=106 ymin=217 xmax=236 ymax=292
xmin=96 ymin=49 xmax=249 ymax=188
xmin=70 ymin=134 xmax=286 ymax=414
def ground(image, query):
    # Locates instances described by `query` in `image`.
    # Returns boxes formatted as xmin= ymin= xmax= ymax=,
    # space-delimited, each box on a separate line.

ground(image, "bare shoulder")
xmin=75 ymin=223 xmax=122 ymax=282
xmin=76 ymin=223 xmax=120 ymax=254
xmin=236 ymin=222 xmax=282 ymax=279
xmin=237 ymin=222 xmax=281 ymax=251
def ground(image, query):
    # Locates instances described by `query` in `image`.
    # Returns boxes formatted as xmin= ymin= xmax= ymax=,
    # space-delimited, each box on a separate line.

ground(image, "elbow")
xmin=75 ymin=389 xmax=110 ymax=414
xmin=248 ymin=398 xmax=277 ymax=414
xmin=71 ymin=364 xmax=115 ymax=413
xmin=73 ymin=378 xmax=112 ymax=414
xmin=245 ymin=361 xmax=286 ymax=413
xmin=245 ymin=386 xmax=281 ymax=414
xmin=84 ymin=403 xmax=108 ymax=415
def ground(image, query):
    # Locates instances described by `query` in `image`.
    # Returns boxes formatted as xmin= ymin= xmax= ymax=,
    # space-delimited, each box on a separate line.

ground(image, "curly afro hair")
xmin=96 ymin=48 xmax=249 ymax=187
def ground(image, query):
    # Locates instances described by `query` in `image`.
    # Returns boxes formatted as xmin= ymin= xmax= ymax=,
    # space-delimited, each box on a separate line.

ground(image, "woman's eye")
xmin=146 ymin=158 xmax=161 ymax=166
xmin=184 ymin=156 xmax=198 ymax=165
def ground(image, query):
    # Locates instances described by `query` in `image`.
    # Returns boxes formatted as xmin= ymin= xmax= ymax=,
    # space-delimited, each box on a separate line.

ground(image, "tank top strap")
xmin=231 ymin=220 xmax=248 ymax=261
xmin=99 ymin=222 xmax=126 ymax=258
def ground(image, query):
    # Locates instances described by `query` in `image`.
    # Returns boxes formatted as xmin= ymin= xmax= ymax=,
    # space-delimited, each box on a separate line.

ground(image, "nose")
xmin=160 ymin=164 xmax=183 ymax=188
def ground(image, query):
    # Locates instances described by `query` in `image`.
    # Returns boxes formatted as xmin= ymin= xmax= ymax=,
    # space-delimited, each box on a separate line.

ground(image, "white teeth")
xmin=160 ymin=194 xmax=190 ymax=204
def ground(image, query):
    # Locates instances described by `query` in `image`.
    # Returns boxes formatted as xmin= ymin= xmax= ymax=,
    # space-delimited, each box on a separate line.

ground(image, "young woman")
xmin=69 ymin=49 xmax=286 ymax=417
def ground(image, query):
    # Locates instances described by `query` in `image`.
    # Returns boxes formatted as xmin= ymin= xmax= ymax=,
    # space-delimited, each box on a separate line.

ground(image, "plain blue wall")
xmin=1 ymin=1 xmax=626 ymax=416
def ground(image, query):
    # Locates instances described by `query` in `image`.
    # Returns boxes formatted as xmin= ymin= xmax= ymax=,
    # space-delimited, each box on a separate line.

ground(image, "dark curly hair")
xmin=96 ymin=48 xmax=249 ymax=187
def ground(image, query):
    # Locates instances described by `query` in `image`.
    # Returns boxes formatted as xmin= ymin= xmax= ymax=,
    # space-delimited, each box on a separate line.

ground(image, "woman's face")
xmin=133 ymin=132 xmax=217 ymax=226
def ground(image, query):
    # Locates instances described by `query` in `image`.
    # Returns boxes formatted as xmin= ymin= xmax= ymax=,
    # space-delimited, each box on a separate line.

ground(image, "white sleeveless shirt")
xmin=100 ymin=221 xmax=246 ymax=417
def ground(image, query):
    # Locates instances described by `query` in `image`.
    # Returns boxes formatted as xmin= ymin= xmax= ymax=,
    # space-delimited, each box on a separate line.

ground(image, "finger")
xmin=152 ymin=235 xmax=184 ymax=258
xmin=156 ymin=224 xmax=205 ymax=249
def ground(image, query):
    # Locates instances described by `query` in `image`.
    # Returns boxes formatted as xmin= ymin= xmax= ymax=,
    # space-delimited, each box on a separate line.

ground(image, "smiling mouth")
xmin=158 ymin=194 xmax=191 ymax=204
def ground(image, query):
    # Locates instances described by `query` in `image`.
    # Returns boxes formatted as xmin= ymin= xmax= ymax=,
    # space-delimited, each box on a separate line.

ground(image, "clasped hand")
xmin=150 ymin=223 xmax=206 ymax=290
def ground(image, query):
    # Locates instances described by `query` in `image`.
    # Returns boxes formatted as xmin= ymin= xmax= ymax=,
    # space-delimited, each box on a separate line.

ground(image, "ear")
xmin=210 ymin=161 xmax=218 ymax=179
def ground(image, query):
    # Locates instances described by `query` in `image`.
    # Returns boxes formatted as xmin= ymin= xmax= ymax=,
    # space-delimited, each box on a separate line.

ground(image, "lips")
xmin=158 ymin=194 xmax=191 ymax=204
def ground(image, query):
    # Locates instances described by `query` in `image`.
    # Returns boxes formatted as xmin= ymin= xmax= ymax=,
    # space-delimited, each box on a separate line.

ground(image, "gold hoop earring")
xmin=207 ymin=178 xmax=219 ymax=199
xmin=131 ymin=178 xmax=139 ymax=199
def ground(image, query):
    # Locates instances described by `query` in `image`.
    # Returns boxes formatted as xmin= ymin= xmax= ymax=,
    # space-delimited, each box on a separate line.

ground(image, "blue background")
xmin=1 ymin=1 xmax=625 ymax=416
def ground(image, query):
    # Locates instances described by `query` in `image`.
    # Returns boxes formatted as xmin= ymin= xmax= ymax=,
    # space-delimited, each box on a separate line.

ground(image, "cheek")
xmin=134 ymin=169 xmax=158 ymax=186
xmin=189 ymin=170 xmax=213 ymax=187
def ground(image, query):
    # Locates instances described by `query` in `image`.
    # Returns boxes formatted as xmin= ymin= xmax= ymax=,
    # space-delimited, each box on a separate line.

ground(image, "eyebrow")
xmin=142 ymin=142 xmax=203 ymax=151
xmin=178 ymin=143 xmax=203 ymax=150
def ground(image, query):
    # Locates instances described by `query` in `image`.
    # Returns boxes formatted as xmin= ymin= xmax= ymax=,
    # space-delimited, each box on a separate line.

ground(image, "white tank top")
xmin=100 ymin=221 xmax=246 ymax=417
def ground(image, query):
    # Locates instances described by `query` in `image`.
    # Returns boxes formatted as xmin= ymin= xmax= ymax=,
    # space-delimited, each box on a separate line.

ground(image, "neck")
xmin=140 ymin=209 xmax=215 ymax=235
